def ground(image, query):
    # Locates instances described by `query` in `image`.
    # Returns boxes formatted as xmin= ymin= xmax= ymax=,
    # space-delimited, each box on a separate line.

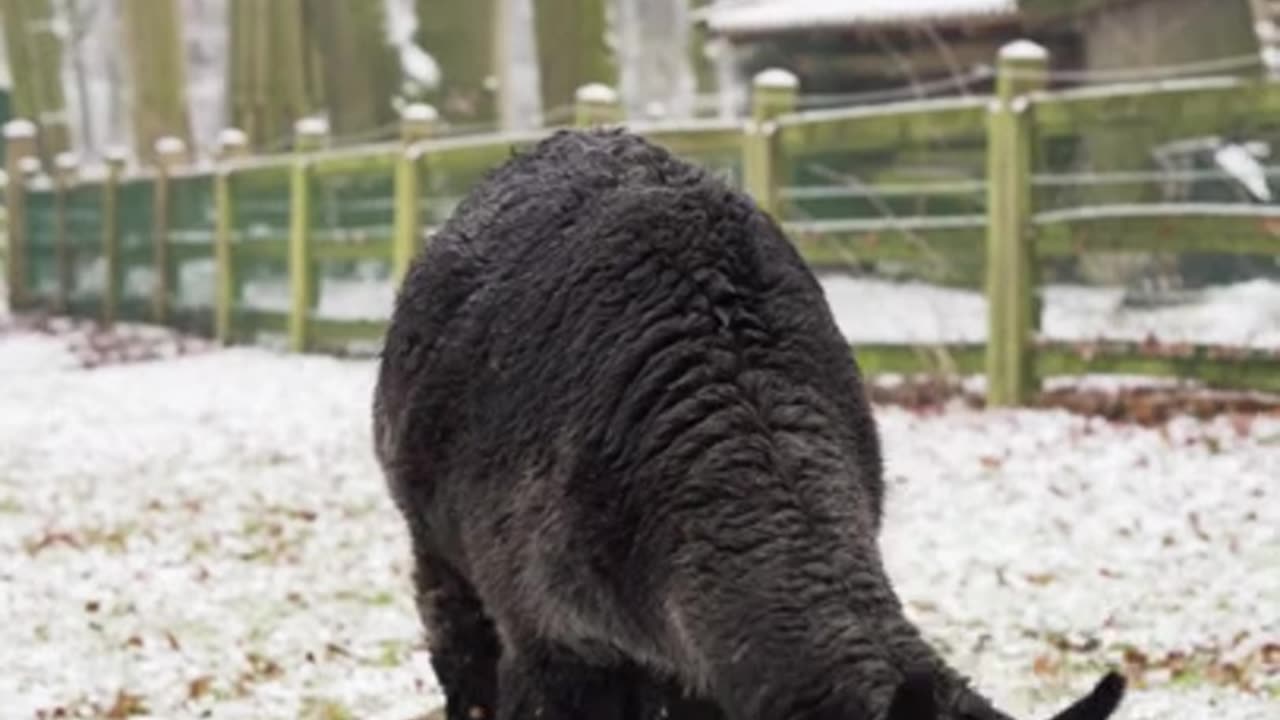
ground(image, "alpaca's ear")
xmin=885 ymin=671 xmax=938 ymax=720
xmin=1047 ymin=671 xmax=1126 ymax=720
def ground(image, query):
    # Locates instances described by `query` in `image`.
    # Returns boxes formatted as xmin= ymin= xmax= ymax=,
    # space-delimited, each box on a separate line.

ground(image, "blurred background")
xmin=4 ymin=0 xmax=1280 ymax=354
xmin=1 ymin=2 xmax=1278 ymax=719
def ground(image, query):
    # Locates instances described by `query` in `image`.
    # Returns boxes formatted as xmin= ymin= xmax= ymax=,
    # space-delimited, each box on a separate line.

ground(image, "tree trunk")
xmin=1 ymin=0 xmax=72 ymax=163
xmin=304 ymin=0 xmax=400 ymax=139
xmin=534 ymin=0 xmax=615 ymax=117
xmin=121 ymin=0 xmax=191 ymax=163
xmin=416 ymin=0 xmax=498 ymax=126
xmin=227 ymin=0 xmax=314 ymax=151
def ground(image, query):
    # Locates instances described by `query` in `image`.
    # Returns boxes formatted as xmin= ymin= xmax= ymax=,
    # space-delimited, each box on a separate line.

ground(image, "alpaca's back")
xmin=373 ymin=129 xmax=952 ymax=720
xmin=374 ymin=128 xmax=886 ymax=559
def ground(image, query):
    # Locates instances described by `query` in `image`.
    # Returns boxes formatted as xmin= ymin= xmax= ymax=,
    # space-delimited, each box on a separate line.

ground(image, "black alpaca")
xmin=372 ymin=128 xmax=1125 ymax=720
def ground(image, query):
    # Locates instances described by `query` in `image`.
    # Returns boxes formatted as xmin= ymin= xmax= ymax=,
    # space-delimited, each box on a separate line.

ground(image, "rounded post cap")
xmin=155 ymin=136 xmax=188 ymax=157
xmin=217 ymin=127 xmax=249 ymax=148
xmin=401 ymin=103 xmax=439 ymax=123
xmin=103 ymin=145 xmax=129 ymax=164
xmin=999 ymin=39 xmax=1049 ymax=63
xmin=575 ymin=83 xmax=619 ymax=104
xmin=4 ymin=119 xmax=37 ymax=139
xmin=17 ymin=156 xmax=42 ymax=174
xmin=295 ymin=116 xmax=331 ymax=137
xmin=54 ymin=152 xmax=78 ymax=170
xmin=753 ymin=68 xmax=799 ymax=90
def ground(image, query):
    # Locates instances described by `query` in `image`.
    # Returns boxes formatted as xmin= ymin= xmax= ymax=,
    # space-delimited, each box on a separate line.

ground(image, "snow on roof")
xmin=701 ymin=0 xmax=1020 ymax=35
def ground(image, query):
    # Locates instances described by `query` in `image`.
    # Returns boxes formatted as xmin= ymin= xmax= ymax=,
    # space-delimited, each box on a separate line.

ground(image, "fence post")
xmin=743 ymin=68 xmax=798 ymax=219
xmin=52 ymin=152 xmax=78 ymax=313
xmin=393 ymin=104 xmax=438 ymax=286
xmin=4 ymin=119 xmax=38 ymax=310
xmin=214 ymin=127 xmax=249 ymax=345
xmin=151 ymin=136 xmax=186 ymax=325
xmin=288 ymin=116 xmax=327 ymax=352
xmin=101 ymin=148 xmax=126 ymax=326
xmin=573 ymin=84 xmax=623 ymax=127
xmin=985 ymin=40 xmax=1047 ymax=407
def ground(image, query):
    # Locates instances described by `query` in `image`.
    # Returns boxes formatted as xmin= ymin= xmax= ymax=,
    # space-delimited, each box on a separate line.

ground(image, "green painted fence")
xmin=5 ymin=40 xmax=1280 ymax=405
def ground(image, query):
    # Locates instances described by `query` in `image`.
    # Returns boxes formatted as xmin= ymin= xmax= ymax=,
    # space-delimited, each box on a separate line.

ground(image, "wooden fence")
xmin=4 ymin=40 xmax=1280 ymax=404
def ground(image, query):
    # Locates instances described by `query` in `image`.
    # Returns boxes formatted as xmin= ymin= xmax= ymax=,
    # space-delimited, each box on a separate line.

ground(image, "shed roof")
xmin=700 ymin=0 xmax=1020 ymax=35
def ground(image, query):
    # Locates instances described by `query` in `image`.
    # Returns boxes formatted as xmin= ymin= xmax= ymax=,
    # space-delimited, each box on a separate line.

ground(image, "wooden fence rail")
xmin=4 ymin=40 xmax=1280 ymax=403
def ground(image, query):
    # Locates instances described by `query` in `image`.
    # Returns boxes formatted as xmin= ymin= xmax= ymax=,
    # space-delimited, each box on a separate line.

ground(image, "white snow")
xmin=575 ymin=83 xmax=621 ymax=105
xmin=1 ymin=318 xmax=1277 ymax=717
xmin=155 ymin=136 xmax=189 ymax=158
xmin=54 ymin=152 xmax=79 ymax=173
xmin=820 ymin=275 xmax=1280 ymax=348
xmin=701 ymin=0 xmax=1019 ymax=35
xmin=4 ymin=118 xmax=38 ymax=139
xmin=401 ymin=103 xmax=440 ymax=124
xmin=0 ymin=338 xmax=435 ymax=720
xmin=295 ymin=117 xmax=332 ymax=139
xmin=999 ymin=39 xmax=1050 ymax=62
xmin=753 ymin=67 xmax=800 ymax=90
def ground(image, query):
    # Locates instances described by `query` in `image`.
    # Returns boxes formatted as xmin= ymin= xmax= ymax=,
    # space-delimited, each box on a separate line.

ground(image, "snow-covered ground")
xmin=820 ymin=276 xmax=1280 ymax=348
xmin=1 ymin=322 xmax=1277 ymax=719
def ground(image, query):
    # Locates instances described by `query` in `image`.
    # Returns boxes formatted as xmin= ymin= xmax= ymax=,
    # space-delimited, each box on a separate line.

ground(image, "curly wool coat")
xmin=372 ymin=129 xmax=1122 ymax=720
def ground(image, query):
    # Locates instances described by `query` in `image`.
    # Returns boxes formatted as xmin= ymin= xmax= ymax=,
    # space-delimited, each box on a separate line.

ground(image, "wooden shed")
xmin=697 ymin=0 xmax=1263 ymax=106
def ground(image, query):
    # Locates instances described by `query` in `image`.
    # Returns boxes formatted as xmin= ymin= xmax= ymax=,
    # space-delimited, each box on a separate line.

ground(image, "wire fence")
xmin=6 ymin=46 xmax=1280 ymax=403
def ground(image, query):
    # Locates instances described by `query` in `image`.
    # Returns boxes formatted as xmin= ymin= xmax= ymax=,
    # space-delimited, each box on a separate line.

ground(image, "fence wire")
xmin=64 ymin=185 xmax=103 ymax=314
xmin=21 ymin=188 xmax=57 ymax=303
xmin=167 ymin=175 xmax=217 ymax=334
xmin=309 ymin=164 xmax=397 ymax=334
xmin=228 ymin=165 xmax=292 ymax=342
xmin=117 ymin=179 xmax=155 ymax=322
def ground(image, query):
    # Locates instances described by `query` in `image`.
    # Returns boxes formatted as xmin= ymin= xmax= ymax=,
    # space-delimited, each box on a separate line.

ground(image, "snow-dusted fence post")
xmin=393 ymin=104 xmax=438 ymax=286
xmin=101 ymin=148 xmax=127 ymax=327
xmin=151 ymin=136 xmax=187 ymax=325
xmin=288 ymin=117 xmax=328 ymax=352
xmin=214 ymin=128 xmax=249 ymax=345
xmin=985 ymin=40 xmax=1048 ymax=407
xmin=574 ymin=83 xmax=623 ymax=127
xmin=52 ymin=152 xmax=78 ymax=313
xmin=743 ymin=68 xmax=797 ymax=219
xmin=4 ymin=120 xmax=39 ymax=309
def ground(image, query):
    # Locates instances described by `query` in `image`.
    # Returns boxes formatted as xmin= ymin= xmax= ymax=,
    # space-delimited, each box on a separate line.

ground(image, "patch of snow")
xmin=702 ymin=0 xmax=1019 ymax=35
xmin=4 ymin=118 xmax=38 ymax=139
xmin=0 ymin=333 xmax=82 ymax=373
xmin=54 ymin=152 xmax=79 ymax=172
xmin=575 ymin=83 xmax=620 ymax=105
xmin=217 ymin=128 xmax=249 ymax=151
xmin=878 ymin=404 xmax=1280 ymax=719
xmin=0 ymin=332 xmax=1275 ymax=716
xmin=401 ymin=103 xmax=440 ymax=124
xmin=155 ymin=136 xmax=188 ymax=159
xmin=316 ymin=277 xmax=397 ymax=321
xmin=1042 ymin=280 xmax=1280 ymax=347
xmin=295 ymin=116 xmax=331 ymax=139
xmin=753 ymin=67 xmax=799 ymax=89
xmin=819 ymin=275 xmax=1280 ymax=348
xmin=820 ymin=275 xmax=987 ymax=343
xmin=999 ymin=39 xmax=1049 ymax=62
xmin=0 ymin=341 xmax=433 ymax=718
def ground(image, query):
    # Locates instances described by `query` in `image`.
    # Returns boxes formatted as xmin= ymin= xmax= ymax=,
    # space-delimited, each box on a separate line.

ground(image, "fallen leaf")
xmin=187 ymin=675 xmax=214 ymax=700
xmin=104 ymin=690 xmax=148 ymax=718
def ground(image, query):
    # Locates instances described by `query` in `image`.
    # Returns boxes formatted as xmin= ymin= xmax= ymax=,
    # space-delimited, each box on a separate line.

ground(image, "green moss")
xmin=300 ymin=698 xmax=356 ymax=720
